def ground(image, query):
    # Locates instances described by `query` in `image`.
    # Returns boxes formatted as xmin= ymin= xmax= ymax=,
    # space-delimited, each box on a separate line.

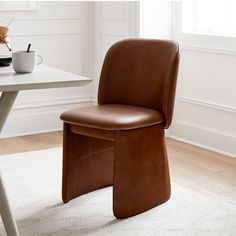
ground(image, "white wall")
xmin=141 ymin=1 xmax=236 ymax=158
xmin=140 ymin=0 xmax=173 ymax=138
xmin=2 ymin=1 xmax=235 ymax=158
xmin=140 ymin=0 xmax=172 ymax=39
xmin=0 ymin=1 xmax=139 ymax=138
xmin=170 ymin=45 xmax=236 ymax=158
xmin=93 ymin=1 xmax=140 ymax=101
xmin=169 ymin=3 xmax=236 ymax=158
xmin=0 ymin=1 xmax=94 ymax=138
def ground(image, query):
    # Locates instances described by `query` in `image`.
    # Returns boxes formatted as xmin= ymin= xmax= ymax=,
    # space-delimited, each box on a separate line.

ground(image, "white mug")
xmin=12 ymin=51 xmax=43 ymax=73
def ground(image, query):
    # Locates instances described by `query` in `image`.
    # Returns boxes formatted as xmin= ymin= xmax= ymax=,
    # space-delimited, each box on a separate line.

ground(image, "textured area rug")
xmin=0 ymin=148 xmax=235 ymax=236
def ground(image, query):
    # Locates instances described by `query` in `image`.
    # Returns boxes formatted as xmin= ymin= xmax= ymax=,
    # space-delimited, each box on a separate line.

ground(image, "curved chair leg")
xmin=113 ymin=124 xmax=171 ymax=219
xmin=62 ymin=123 xmax=114 ymax=203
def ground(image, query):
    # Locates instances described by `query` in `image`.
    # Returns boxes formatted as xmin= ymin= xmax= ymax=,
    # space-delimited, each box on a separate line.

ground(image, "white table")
xmin=0 ymin=65 xmax=92 ymax=236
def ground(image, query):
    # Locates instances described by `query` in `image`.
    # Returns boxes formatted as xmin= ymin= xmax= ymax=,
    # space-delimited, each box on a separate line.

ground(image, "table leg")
xmin=0 ymin=91 xmax=19 ymax=132
xmin=0 ymin=173 xmax=19 ymax=236
xmin=0 ymin=91 xmax=19 ymax=236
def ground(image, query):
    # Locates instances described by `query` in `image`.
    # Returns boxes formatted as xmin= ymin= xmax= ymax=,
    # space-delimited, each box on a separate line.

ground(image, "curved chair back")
xmin=98 ymin=39 xmax=179 ymax=128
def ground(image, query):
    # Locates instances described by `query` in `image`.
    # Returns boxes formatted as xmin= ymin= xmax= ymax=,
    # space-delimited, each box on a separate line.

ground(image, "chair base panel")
xmin=62 ymin=123 xmax=114 ymax=203
xmin=62 ymin=123 xmax=171 ymax=219
xmin=113 ymin=124 xmax=171 ymax=219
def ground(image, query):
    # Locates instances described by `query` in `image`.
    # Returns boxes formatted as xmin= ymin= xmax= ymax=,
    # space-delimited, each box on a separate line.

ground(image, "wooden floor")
xmin=0 ymin=131 xmax=235 ymax=201
xmin=0 ymin=131 xmax=62 ymax=155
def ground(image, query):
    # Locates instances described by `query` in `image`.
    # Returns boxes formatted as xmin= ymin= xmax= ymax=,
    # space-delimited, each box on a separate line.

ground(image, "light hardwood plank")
xmin=167 ymin=138 xmax=236 ymax=201
xmin=0 ymin=131 xmax=62 ymax=155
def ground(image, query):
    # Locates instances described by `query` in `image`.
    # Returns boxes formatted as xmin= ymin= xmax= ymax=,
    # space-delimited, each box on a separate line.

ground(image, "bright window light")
xmin=181 ymin=0 xmax=236 ymax=37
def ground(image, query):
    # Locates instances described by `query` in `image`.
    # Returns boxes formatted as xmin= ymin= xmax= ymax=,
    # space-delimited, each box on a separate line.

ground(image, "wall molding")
xmin=0 ymin=1 xmax=93 ymax=138
xmin=9 ymin=32 xmax=84 ymax=75
xmin=100 ymin=32 xmax=127 ymax=37
xmin=0 ymin=1 xmax=38 ymax=11
xmin=181 ymin=45 xmax=236 ymax=56
xmin=99 ymin=1 xmax=126 ymax=21
xmin=179 ymin=96 xmax=236 ymax=113
xmin=10 ymin=33 xmax=82 ymax=37
xmin=10 ymin=18 xmax=83 ymax=37
xmin=0 ymin=96 xmax=93 ymax=138
xmin=170 ymin=120 xmax=236 ymax=158
xmin=14 ymin=17 xmax=84 ymax=21
xmin=169 ymin=134 xmax=236 ymax=159
xmin=13 ymin=95 xmax=93 ymax=111
xmin=178 ymin=46 xmax=236 ymax=113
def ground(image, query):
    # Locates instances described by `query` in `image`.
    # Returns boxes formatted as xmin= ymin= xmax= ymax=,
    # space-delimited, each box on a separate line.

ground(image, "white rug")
xmin=0 ymin=148 xmax=235 ymax=236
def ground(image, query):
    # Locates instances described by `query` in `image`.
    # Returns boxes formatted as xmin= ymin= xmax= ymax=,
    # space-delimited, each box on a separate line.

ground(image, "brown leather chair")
xmin=60 ymin=39 xmax=179 ymax=219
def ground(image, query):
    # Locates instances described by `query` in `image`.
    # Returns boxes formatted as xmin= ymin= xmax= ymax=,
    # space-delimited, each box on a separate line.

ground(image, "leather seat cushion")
xmin=60 ymin=104 xmax=163 ymax=130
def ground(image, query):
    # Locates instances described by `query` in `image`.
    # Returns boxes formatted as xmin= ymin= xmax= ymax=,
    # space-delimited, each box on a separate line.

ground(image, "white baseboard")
xmin=170 ymin=121 xmax=236 ymax=158
xmin=0 ymin=96 xmax=93 ymax=139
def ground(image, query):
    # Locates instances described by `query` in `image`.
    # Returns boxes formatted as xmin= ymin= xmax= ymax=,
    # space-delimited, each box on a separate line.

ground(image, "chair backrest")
xmin=98 ymin=39 xmax=179 ymax=129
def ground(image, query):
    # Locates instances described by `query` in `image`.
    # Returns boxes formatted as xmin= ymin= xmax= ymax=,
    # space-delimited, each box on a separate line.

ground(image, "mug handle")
xmin=37 ymin=55 xmax=43 ymax=65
